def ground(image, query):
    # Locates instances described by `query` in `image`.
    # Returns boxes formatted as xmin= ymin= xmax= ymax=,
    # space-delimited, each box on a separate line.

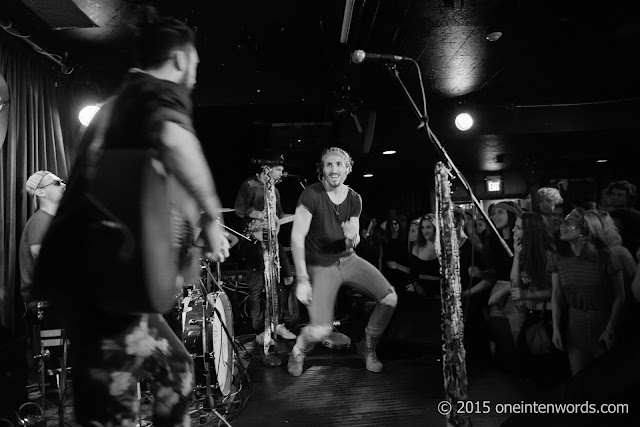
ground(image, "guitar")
xmin=34 ymin=96 xmax=200 ymax=315
xmin=246 ymin=214 xmax=295 ymax=241
xmin=88 ymin=149 xmax=202 ymax=314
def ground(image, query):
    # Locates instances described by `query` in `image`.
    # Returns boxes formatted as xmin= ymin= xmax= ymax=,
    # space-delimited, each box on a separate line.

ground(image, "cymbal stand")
xmin=195 ymin=299 xmax=237 ymax=427
xmin=202 ymin=260 xmax=226 ymax=294
xmin=201 ymin=299 xmax=216 ymax=412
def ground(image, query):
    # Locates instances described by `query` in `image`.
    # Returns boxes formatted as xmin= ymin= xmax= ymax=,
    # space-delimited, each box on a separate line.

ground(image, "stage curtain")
xmin=0 ymin=32 xmax=74 ymax=333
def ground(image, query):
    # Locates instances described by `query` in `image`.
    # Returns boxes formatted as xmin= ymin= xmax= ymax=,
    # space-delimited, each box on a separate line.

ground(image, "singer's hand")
xmin=295 ymin=276 xmax=312 ymax=306
xmin=342 ymin=219 xmax=358 ymax=240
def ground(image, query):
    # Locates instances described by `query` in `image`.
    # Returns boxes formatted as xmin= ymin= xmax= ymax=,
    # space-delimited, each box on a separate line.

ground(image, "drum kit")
xmin=174 ymin=259 xmax=237 ymax=402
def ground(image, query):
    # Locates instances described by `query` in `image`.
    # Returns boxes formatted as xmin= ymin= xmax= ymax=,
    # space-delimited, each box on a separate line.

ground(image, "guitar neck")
xmin=278 ymin=215 xmax=295 ymax=226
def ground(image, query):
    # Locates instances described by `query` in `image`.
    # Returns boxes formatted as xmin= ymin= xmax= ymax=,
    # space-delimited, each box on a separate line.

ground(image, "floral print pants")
xmin=69 ymin=313 xmax=194 ymax=427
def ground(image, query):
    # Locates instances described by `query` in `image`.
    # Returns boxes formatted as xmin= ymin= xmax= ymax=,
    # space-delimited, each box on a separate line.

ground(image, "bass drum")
xmin=182 ymin=291 xmax=234 ymax=396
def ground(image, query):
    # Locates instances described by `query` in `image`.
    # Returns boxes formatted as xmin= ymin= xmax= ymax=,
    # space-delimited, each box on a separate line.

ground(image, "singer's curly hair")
xmin=133 ymin=6 xmax=196 ymax=69
xmin=316 ymin=147 xmax=354 ymax=180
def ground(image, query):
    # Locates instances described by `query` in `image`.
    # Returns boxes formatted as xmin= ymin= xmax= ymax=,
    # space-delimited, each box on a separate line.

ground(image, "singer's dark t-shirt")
xmin=297 ymin=182 xmax=362 ymax=266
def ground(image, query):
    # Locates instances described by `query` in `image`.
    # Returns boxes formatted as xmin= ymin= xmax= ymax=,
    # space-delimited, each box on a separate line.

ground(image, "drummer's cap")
xmin=250 ymin=151 xmax=285 ymax=167
xmin=25 ymin=170 xmax=51 ymax=196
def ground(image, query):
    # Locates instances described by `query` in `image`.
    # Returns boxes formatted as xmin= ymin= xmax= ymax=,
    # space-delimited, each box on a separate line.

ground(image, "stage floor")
xmin=38 ymin=338 xmax=534 ymax=427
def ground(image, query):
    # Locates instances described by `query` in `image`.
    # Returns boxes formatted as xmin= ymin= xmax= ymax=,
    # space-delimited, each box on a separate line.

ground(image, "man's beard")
xmin=180 ymin=69 xmax=195 ymax=92
xmin=324 ymin=174 xmax=342 ymax=187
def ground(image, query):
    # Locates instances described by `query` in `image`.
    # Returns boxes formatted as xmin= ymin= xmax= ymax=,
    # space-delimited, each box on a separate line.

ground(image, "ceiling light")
xmin=78 ymin=105 xmax=100 ymax=126
xmin=382 ymin=150 xmax=396 ymax=155
xmin=596 ymin=159 xmax=608 ymax=163
xmin=486 ymin=30 xmax=502 ymax=42
xmin=363 ymin=173 xmax=373 ymax=178
xmin=454 ymin=113 xmax=473 ymax=131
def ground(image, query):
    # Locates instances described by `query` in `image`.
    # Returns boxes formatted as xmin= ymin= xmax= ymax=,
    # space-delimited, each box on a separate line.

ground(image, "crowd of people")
xmin=355 ymin=180 xmax=640 ymax=391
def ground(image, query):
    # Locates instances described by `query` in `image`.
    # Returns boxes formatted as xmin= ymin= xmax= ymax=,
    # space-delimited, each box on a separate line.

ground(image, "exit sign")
xmin=486 ymin=176 xmax=502 ymax=192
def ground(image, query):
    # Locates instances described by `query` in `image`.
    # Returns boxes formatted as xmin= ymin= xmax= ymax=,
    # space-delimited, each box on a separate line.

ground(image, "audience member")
xmin=536 ymin=187 xmax=563 ymax=236
xmin=485 ymin=201 xmax=525 ymax=371
xmin=407 ymin=214 xmax=440 ymax=299
xmin=510 ymin=212 xmax=569 ymax=382
xmin=550 ymin=209 xmax=624 ymax=375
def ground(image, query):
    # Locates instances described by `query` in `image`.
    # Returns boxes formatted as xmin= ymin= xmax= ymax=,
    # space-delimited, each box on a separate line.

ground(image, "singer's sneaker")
xmin=255 ymin=332 xmax=274 ymax=346
xmin=287 ymin=347 xmax=305 ymax=377
xmin=276 ymin=324 xmax=296 ymax=339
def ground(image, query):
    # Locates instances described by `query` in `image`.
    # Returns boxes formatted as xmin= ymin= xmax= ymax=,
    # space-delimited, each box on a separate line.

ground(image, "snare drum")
xmin=182 ymin=291 xmax=234 ymax=396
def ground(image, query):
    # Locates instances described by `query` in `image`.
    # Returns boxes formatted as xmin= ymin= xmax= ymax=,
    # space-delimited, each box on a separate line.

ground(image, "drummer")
xmin=19 ymin=170 xmax=66 ymax=306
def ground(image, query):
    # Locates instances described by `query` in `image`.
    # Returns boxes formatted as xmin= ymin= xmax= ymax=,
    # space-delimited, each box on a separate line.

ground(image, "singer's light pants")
xmin=296 ymin=253 xmax=397 ymax=352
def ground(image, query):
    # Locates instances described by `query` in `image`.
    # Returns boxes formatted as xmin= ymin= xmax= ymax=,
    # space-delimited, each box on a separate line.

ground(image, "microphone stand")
xmin=384 ymin=63 xmax=512 ymax=258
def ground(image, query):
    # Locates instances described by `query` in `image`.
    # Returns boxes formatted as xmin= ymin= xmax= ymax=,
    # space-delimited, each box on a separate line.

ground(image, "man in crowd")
xmin=607 ymin=180 xmax=640 ymax=258
xmin=536 ymin=187 xmax=564 ymax=236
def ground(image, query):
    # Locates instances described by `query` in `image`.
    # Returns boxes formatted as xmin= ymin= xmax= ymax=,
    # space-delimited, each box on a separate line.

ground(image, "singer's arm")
xmin=291 ymin=204 xmax=313 ymax=280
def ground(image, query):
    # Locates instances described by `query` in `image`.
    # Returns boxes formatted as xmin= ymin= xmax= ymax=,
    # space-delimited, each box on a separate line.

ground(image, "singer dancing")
xmin=287 ymin=147 xmax=397 ymax=376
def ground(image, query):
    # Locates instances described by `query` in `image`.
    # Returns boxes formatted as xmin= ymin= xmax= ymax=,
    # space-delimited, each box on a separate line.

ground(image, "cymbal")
xmin=215 ymin=208 xmax=236 ymax=213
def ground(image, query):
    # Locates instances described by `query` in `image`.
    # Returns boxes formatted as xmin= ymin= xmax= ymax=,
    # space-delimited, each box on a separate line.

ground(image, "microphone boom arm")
xmin=385 ymin=63 xmax=513 ymax=258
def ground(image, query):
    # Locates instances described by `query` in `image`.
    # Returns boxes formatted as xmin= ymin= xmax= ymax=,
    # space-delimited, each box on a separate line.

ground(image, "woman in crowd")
xmin=455 ymin=209 xmax=490 ymax=369
xmin=551 ymin=209 xmax=625 ymax=375
xmin=464 ymin=210 xmax=486 ymax=253
xmin=407 ymin=214 xmax=440 ymax=299
xmin=484 ymin=202 xmax=527 ymax=370
xmin=382 ymin=218 xmax=410 ymax=293
xmin=594 ymin=210 xmax=637 ymax=340
xmin=509 ymin=212 xmax=570 ymax=380
xmin=510 ymin=212 xmax=555 ymax=313
xmin=407 ymin=218 xmax=419 ymax=252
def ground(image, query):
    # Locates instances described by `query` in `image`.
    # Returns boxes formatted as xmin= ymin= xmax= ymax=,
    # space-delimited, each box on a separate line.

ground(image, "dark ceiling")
xmin=3 ymin=0 xmax=640 ymax=181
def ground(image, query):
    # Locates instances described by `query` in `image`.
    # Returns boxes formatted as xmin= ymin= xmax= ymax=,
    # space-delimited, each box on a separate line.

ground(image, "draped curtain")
xmin=0 ymin=32 xmax=74 ymax=333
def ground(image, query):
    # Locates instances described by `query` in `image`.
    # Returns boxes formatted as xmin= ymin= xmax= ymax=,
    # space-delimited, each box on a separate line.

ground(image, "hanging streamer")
xmin=262 ymin=166 xmax=281 ymax=355
xmin=435 ymin=161 xmax=470 ymax=427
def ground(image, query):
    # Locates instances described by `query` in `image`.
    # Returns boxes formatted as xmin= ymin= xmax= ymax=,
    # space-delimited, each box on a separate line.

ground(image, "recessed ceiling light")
xmin=382 ymin=150 xmax=396 ymax=155
xmin=596 ymin=159 xmax=608 ymax=163
xmin=363 ymin=173 xmax=373 ymax=178
xmin=455 ymin=113 xmax=474 ymax=131
xmin=486 ymin=31 xmax=502 ymax=42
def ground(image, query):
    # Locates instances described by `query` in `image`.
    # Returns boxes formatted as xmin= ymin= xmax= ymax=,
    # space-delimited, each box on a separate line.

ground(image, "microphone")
xmin=351 ymin=49 xmax=410 ymax=64
xmin=282 ymin=172 xmax=306 ymax=180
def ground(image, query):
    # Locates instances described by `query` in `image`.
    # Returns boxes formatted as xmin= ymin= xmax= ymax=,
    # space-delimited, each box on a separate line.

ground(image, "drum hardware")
xmin=27 ymin=302 xmax=69 ymax=427
xmin=182 ymin=292 xmax=235 ymax=397
xmin=217 ymin=218 xmax=251 ymax=242
xmin=135 ymin=382 xmax=152 ymax=427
